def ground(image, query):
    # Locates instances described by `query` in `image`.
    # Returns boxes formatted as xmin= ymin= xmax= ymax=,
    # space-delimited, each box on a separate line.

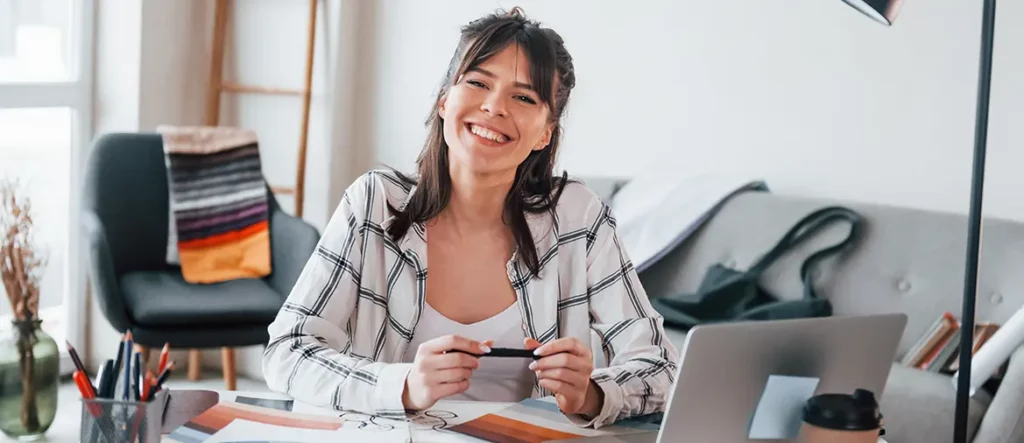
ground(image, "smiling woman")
xmin=263 ymin=7 xmax=679 ymax=430
xmin=388 ymin=6 xmax=576 ymax=278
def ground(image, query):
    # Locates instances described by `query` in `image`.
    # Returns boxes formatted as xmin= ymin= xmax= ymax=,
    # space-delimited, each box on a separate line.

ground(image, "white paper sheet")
xmin=610 ymin=171 xmax=767 ymax=273
xmin=748 ymin=375 xmax=820 ymax=439
xmin=954 ymin=304 xmax=1024 ymax=396
xmin=206 ymin=419 xmax=410 ymax=443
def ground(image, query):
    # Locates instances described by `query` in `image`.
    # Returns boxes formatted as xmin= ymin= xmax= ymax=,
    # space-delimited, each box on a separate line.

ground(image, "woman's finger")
xmin=535 ymin=368 xmax=588 ymax=388
xmin=534 ymin=337 xmax=590 ymax=358
xmin=425 ymin=352 xmax=480 ymax=371
xmin=529 ymin=353 xmax=589 ymax=372
xmin=420 ymin=334 xmax=489 ymax=355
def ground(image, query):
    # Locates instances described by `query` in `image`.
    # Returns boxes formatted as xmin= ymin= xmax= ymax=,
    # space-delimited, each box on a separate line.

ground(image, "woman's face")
xmin=439 ymin=44 xmax=553 ymax=180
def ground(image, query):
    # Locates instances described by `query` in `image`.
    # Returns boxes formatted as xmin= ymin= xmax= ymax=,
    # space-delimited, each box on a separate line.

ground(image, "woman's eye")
xmin=515 ymin=95 xmax=537 ymax=105
xmin=467 ymin=80 xmax=486 ymax=88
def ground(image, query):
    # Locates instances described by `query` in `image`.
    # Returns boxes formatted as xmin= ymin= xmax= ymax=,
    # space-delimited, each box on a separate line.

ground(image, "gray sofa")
xmin=586 ymin=178 xmax=1024 ymax=443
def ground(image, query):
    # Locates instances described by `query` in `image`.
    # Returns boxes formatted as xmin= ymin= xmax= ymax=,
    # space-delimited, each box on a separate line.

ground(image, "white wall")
xmin=88 ymin=0 xmax=347 ymax=381
xmin=89 ymin=0 xmax=1024 ymax=381
xmin=361 ymin=0 xmax=1024 ymax=221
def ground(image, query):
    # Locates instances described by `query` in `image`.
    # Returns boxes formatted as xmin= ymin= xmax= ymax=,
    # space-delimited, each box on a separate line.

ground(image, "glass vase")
xmin=0 ymin=320 xmax=59 ymax=440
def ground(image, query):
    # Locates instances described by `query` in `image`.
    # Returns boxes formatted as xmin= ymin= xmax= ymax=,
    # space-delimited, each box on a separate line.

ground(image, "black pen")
xmin=132 ymin=352 xmax=142 ymax=401
xmin=449 ymin=347 xmax=540 ymax=359
xmin=95 ymin=360 xmax=115 ymax=399
xmin=113 ymin=333 xmax=125 ymax=374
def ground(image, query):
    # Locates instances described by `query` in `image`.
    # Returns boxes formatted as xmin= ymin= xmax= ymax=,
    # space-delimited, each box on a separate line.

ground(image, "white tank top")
xmin=403 ymin=301 xmax=535 ymax=402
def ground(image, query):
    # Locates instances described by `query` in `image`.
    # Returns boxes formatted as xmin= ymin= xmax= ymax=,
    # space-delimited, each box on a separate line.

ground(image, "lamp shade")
xmin=841 ymin=0 xmax=904 ymax=25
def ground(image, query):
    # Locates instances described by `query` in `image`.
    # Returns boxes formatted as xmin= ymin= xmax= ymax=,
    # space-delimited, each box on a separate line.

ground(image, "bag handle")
xmin=798 ymin=207 xmax=862 ymax=299
xmin=747 ymin=206 xmax=863 ymax=279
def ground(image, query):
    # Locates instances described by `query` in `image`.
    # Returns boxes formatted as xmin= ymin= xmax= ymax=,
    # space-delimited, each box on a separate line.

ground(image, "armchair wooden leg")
xmin=222 ymin=347 xmax=236 ymax=391
xmin=188 ymin=349 xmax=202 ymax=381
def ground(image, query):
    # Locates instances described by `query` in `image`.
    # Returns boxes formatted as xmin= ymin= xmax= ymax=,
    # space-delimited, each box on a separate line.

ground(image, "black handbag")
xmin=650 ymin=206 xmax=864 ymax=331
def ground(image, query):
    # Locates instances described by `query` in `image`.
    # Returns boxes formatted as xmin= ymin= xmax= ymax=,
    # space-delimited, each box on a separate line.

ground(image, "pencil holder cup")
xmin=79 ymin=389 xmax=171 ymax=443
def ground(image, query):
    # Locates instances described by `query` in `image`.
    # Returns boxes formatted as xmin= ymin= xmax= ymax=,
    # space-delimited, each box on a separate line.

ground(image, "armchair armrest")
xmin=81 ymin=210 xmax=133 ymax=332
xmin=972 ymin=345 xmax=1024 ymax=443
xmin=266 ymin=209 xmax=320 ymax=297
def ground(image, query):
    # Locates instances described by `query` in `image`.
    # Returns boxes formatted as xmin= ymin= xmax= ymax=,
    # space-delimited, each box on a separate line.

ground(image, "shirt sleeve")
xmin=568 ymin=201 xmax=680 ymax=429
xmin=262 ymin=174 xmax=413 ymax=419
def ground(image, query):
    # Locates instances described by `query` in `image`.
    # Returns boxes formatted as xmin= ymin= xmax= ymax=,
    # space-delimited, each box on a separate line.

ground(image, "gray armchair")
xmin=82 ymin=132 xmax=319 ymax=388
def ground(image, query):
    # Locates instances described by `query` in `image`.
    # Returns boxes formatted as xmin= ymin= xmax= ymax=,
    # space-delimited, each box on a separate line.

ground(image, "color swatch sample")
xmin=165 ymin=401 xmax=344 ymax=442
xmin=158 ymin=125 xmax=272 ymax=284
xmin=449 ymin=398 xmax=659 ymax=442
xmin=234 ymin=396 xmax=294 ymax=412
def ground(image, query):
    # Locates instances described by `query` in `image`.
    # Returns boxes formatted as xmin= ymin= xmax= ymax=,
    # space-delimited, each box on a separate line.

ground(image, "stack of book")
xmin=900 ymin=311 xmax=1000 ymax=374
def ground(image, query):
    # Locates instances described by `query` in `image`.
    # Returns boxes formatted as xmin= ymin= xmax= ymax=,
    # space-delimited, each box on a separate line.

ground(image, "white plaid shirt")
xmin=262 ymin=170 xmax=679 ymax=428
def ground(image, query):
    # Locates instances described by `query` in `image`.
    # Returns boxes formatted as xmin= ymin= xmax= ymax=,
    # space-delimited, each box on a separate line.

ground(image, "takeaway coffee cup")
xmin=800 ymin=388 xmax=884 ymax=443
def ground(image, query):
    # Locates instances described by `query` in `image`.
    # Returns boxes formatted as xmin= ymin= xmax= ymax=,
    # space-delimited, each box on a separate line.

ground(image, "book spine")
xmin=901 ymin=312 xmax=953 ymax=367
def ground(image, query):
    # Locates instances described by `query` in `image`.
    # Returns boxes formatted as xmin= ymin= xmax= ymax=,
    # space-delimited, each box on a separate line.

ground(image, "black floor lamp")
xmin=838 ymin=0 xmax=998 ymax=442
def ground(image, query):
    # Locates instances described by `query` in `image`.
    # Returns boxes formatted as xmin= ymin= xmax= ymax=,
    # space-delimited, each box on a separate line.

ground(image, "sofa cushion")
xmin=881 ymin=363 xmax=990 ymax=443
xmin=121 ymin=270 xmax=283 ymax=327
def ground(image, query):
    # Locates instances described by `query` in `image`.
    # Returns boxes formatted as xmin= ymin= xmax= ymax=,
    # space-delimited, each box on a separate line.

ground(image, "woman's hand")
xmin=403 ymin=335 xmax=492 ymax=411
xmin=525 ymin=337 xmax=604 ymax=418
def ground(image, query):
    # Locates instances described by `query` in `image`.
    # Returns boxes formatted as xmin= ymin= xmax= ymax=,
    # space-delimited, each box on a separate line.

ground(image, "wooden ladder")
xmin=205 ymin=0 xmax=317 ymax=217
xmin=195 ymin=0 xmax=319 ymax=391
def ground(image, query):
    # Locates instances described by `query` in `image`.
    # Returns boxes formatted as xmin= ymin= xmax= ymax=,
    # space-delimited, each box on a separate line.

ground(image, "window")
xmin=0 ymin=0 xmax=75 ymax=83
xmin=0 ymin=0 xmax=93 ymax=375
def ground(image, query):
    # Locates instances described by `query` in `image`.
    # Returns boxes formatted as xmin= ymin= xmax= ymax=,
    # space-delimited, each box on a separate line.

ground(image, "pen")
xmin=158 ymin=342 xmax=169 ymax=374
xmin=113 ymin=333 xmax=125 ymax=374
xmin=153 ymin=361 xmax=175 ymax=394
xmin=122 ymin=331 xmax=133 ymax=401
xmin=141 ymin=370 xmax=155 ymax=401
xmin=132 ymin=351 xmax=142 ymax=401
xmin=74 ymin=370 xmax=97 ymax=400
xmin=450 ymin=347 xmax=541 ymax=359
xmin=65 ymin=341 xmax=87 ymax=372
xmin=95 ymin=360 xmax=115 ymax=399
xmin=65 ymin=341 xmax=97 ymax=395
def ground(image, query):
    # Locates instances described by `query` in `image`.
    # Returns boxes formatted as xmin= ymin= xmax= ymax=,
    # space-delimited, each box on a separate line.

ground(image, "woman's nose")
xmin=480 ymin=93 xmax=508 ymax=118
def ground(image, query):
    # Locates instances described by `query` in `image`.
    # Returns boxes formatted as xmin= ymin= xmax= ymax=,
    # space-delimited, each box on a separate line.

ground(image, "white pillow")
xmin=611 ymin=172 xmax=768 ymax=273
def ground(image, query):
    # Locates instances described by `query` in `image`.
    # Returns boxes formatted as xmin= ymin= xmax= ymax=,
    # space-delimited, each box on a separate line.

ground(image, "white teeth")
xmin=470 ymin=124 xmax=508 ymax=143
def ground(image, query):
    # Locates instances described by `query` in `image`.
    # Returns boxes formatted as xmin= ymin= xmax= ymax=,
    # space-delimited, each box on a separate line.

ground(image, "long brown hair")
xmin=387 ymin=7 xmax=577 ymax=277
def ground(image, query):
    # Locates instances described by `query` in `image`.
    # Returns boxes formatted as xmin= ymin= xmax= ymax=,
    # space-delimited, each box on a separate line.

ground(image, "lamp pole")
xmin=955 ymin=0 xmax=997 ymax=441
xmin=837 ymin=1 xmax=997 ymax=441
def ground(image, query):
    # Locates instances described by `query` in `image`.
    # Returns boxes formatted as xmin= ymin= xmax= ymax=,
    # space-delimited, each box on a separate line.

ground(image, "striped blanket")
xmin=158 ymin=125 xmax=271 ymax=284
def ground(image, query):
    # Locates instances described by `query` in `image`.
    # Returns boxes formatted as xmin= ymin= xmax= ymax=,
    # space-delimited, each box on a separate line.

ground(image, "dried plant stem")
xmin=15 ymin=325 xmax=39 ymax=432
xmin=0 ymin=248 xmax=18 ymax=315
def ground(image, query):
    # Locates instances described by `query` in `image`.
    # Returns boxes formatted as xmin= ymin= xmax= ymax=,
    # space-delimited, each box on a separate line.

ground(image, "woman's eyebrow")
xmin=468 ymin=67 xmax=534 ymax=91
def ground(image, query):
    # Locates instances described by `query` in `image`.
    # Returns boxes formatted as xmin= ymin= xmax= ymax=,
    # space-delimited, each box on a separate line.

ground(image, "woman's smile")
xmin=465 ymin=122 xmax=513 ymax=147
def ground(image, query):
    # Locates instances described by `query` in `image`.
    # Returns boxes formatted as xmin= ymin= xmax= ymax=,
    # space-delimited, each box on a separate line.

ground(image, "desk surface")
xmin=160 ymin=390 xmax=888 ymax=443
xmin=164 ymin=389 xmax=516 ymax=442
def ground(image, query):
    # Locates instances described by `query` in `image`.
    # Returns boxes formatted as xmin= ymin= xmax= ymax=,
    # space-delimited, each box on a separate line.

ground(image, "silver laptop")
xmin=552 ymin=313 xmax=907 ymax=443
